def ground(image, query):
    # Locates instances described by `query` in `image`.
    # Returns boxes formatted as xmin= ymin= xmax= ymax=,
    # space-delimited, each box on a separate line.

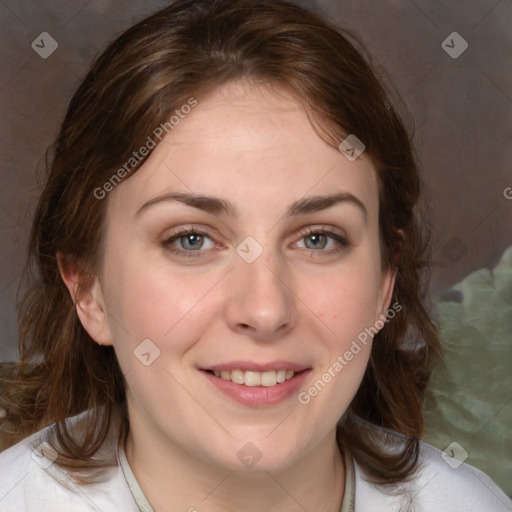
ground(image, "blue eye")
xmin=179 ymin=233 xmax=205 ymax=250
xmin=162 ymin=229 xmax=216 ymax=257
xmin=304 ymin=233 xmax=329 ymax=249
xmin=296 ymin=229 xmax=349 ymax=253
xmin=162 ymin=227 xmax=349 ymax=259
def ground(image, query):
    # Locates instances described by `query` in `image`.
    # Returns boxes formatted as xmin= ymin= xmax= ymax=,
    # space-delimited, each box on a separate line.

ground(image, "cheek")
xmin=103 ymin=252 xmax=224 ymax=354
xmin=297 ymin=263 xmax=380 ymax=420
xmin=102 ymin=264 xmax=223 ymax=414
xmin=305 ymin=257 xmax=383 ymax=344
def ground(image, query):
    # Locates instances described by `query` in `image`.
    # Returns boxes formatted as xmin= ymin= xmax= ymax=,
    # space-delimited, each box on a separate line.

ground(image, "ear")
xmin=375 ymin=266 xmax=397 ymax=323
xmin=57 ymin=251 xmax=113 ymax=346
xmin=374 ymin=228 xmax=403 ymax=324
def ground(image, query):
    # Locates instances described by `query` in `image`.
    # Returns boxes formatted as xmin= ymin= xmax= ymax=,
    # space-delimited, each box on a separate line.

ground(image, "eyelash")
xmin=161 ymin=226 xmax=350 ymax=259
xmin=299 ymin=227 xmax=350 ymax=253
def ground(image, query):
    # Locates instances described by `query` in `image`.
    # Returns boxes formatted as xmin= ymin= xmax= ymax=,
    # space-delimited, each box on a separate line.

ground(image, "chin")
xmin=205 ymin=435 xmax=306 ymax=473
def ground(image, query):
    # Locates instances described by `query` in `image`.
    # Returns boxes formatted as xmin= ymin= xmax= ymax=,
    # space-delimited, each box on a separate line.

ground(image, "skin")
xmin=60 ymin=81 xmax=395 ymax=512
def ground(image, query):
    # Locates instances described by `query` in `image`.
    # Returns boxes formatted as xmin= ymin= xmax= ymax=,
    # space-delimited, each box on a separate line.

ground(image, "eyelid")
xmin=163 ymin=224 xmax=212 ymax=238
xmin=295 ymin=225 xmax=347 ymax=239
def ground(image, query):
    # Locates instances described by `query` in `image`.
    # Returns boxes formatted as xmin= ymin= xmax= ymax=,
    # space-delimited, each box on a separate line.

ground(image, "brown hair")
xmin=0 ymin=0 xmax=440 ymax=486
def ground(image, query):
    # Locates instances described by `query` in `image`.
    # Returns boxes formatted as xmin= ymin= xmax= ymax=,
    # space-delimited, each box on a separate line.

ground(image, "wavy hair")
xmin=0 ymin=0 xmax=440 ymax=486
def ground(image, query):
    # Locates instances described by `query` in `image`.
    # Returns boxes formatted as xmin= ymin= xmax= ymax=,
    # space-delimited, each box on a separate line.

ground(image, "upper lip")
xmin=201 ymin=361 xmax=311 ymax=372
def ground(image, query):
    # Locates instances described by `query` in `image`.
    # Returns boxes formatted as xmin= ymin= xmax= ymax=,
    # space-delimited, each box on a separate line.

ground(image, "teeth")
xmin=260 ymin=371 xmax=275 ymax=387
xmin=211 ymin=369 xmax=297 ymax=386
xmin=244 ymin=371 xmax=261 ymax=387
xmin=231 ymin=369 xmax=244 ymax=384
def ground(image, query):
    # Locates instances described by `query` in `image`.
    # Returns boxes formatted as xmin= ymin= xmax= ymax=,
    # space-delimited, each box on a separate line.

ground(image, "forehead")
xmin=106 ymin=81 xmax=379 ymax=221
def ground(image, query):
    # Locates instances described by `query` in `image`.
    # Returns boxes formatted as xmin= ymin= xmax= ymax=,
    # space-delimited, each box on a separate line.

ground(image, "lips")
xmin=202 ymin=361 xmax=310 ymax=373
xmin=199 ymin=361 xmax=312 ymax=407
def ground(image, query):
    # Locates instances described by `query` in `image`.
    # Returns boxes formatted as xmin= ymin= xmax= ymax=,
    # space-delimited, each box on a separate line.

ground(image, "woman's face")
xmin=80 ymin=82 xmax=395 ymax=471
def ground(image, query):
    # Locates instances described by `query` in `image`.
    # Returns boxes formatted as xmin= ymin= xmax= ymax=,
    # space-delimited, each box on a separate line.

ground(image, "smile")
xmin=200 ymin=367 xmax=312 ymax=407
xmin=207 ymin=369 xmax=296 ymax=387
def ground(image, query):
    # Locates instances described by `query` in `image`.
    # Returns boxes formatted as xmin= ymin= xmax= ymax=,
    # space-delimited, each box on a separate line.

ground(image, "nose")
xmin=224 ymin=250 xmax=297 ymax=342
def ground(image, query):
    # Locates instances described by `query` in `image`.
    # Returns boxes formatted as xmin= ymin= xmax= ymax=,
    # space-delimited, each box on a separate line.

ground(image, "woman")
xmin=0 ymin=0 xmax=510 ymax=510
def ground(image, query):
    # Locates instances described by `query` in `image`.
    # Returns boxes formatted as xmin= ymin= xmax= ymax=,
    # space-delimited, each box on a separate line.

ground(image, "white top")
xmin=0 ymin=411 xmax=510 ymax=512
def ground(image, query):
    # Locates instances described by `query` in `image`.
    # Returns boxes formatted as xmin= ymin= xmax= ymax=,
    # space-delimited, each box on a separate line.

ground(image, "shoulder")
xmin=0 ymin=410 xmax=138 ymax=512
xmin=414 ymin=442 xmax=511 ymax=510
xmin=354 ymin=440 xmax=512 ymax=511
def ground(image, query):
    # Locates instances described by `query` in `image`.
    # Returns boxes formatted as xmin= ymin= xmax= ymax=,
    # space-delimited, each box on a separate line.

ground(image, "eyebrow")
xmin=135 ymin=191 xmax=367 ymax=221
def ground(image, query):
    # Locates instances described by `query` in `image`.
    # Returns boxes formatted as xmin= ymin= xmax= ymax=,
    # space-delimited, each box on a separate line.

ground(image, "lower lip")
xmin=201 ymin=369 xmax=311 ymax=407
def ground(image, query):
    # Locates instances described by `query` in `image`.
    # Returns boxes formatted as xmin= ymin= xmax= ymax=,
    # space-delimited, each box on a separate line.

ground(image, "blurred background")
xmin=1 ymin=0 xmax=511 ymax=498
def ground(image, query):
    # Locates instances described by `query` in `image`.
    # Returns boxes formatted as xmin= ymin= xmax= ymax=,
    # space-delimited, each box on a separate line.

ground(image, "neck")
xmin=125 ymin=423 xmax=345 ymax=512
